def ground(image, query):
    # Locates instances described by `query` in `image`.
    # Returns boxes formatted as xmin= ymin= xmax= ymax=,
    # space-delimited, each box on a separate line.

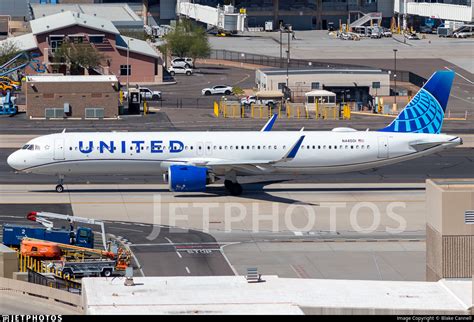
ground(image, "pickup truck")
xmin=123 ymin=87 xmax=162 ymax=101
xmin=240 ymin=96 xmax=278 ymax=108
xmin=52 ymin=259 xmax=116 ymax=278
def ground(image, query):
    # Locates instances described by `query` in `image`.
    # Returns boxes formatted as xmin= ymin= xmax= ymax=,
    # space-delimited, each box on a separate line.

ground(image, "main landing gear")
xmin=55 ymin=175 xmax=64 ymax=193
xmin=224 ymin=179 xmax=242 ymax=196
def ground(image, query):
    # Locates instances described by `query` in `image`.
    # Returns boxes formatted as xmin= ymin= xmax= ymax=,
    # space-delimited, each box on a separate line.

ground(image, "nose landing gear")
xmin=55 ymin=175 xmax=65 ymax=193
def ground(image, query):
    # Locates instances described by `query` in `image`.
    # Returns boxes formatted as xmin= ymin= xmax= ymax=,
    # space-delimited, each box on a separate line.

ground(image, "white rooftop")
xmin=116 ymin=35 xmax=160 ymax=59
xmin=30 ymin=4 xmax=142 ymax=24
xmin=30 ymin=11 xmax=119 ymax=36
xmin=82 ymin=276 xmax=473 ymax=315
xmin=26 ymin=75 xmax=118 ymax=83
xmin=0 ymin=34 xmax=37 ymax=52
xmin=305 ymin=89 xmax=337 ymax=96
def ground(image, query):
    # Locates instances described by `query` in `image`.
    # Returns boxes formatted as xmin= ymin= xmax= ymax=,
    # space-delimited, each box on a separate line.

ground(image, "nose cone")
xmin=7 ymin=151 xmax=23 ymax=171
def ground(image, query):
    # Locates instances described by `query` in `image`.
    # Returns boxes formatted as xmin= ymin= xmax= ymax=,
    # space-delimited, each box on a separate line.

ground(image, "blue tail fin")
xmin=379 ymin=70 xmax=455 ymax=134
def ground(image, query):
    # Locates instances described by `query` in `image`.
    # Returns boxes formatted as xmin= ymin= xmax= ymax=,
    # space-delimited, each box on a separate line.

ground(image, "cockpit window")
xmin=21 ymin=144 xmax=40 ymax=150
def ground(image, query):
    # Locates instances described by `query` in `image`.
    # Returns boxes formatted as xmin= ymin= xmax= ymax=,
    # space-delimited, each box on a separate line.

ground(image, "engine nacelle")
xmin=168 ymin=165 xmax=208 ymax=192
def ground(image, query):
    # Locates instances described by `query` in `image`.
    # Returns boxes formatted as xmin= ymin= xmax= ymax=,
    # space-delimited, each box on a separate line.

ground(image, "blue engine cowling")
xmin=168 ymin=165 xmax=208 ymax=192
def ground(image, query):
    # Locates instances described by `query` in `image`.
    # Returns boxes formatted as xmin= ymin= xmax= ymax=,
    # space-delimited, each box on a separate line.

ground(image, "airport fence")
xmin=28 ymin=269 xmax=82 ymax=295
xmin=207 ymin=50 xmax=426 ymax=87
xmin=214 ymin=99 xmax=351 ymax=120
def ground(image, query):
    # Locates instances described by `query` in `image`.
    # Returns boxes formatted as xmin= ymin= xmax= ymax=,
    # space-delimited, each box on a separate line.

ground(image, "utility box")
xmin=265 ymin=21 xmax=273 ymax=31
xmin=425 ymin=179 xmax=474 ymax=281
xmin=128 ymin=88 xmax=141 ymax=115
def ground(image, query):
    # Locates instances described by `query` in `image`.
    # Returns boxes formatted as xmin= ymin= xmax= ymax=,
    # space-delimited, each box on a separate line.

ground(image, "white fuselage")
xmin=7 ymin=130 xmax=461 ymax=177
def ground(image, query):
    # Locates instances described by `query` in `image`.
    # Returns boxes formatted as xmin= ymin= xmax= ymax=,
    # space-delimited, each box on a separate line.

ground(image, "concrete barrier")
xmin=0 ymin=244 xmax=18 ymax=279
xmin=0 ymin=277 xmax=83 ymax=313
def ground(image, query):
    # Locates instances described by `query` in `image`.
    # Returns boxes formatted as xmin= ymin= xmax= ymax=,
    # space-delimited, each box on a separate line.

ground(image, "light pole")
xmin=126 ymin=38 xmax=133 ymax=93
xmin=286 ymin=24 xmax=291 ymax=87
xmin=279 ymin=26 xmax=282 ymax=68
xmin=393 ymin=48 xmax=398 ymax=107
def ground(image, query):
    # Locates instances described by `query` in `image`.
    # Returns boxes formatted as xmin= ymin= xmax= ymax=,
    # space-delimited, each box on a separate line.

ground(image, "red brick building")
xmin=2 ymin=11 xmax=162 ymax=83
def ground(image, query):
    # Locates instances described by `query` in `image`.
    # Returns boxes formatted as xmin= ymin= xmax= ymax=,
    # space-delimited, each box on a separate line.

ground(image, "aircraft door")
xmin=377 ymin=136 xmax=389 ymax=158
xmin=54 ymin=138 xmax=65 ymax=160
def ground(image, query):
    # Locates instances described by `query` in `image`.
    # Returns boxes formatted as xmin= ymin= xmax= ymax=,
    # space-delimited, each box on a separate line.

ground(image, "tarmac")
xmin=0 ymin=182 xmax=428 ymax=281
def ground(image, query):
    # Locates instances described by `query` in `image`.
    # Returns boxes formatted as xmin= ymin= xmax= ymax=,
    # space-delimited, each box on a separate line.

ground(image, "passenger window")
xmin=323 ymin=145 xmax=326 ymax=149
xmin=242 ymin=146 xmax=245 ymax=150
xmin=247 ymin=146 xmax=250 ymax=149
xmin=351 ymin=146 xmax=354 ymax=149
xmin=236 ymin=146 xmax=239 ymax=150
xmin=257 ymin=146 xmax=260 ymax=149
xmin=219 ymin=146 xmax=222 ymax=150
xmin=367 ymin=145 xmax=370 ymax=149
xmin=329 ymin=146 xmax=331 ymax=149
xmin=334 ymin=146 xmax=337 ymax=149
xmin=190 ymin=146 xmax=193 ymax=150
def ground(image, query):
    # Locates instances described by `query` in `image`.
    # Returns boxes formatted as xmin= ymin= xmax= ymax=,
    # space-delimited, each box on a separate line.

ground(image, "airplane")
xmin=7 ymin=70 xmax=462 ymax=195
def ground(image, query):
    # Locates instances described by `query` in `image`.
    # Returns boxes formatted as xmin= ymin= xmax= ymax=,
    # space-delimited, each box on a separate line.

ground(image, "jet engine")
xmin=167 ymin=165 xmax=213 ymax=192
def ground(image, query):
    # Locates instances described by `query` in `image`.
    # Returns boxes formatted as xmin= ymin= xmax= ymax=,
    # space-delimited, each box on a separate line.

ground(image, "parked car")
xmin=123 ymin=87 xmax=161 ymax=100
xmin=369 ymin=27 xmax=382 ymax=39
xmin=419 ymin=25 xmax=435 ymax=34
xmin=171 ymin=57 xmax=194 ymax=68
xmin=404 ymin=32 xmax=420 ymax=40
xmin=380 ymin=27 xmax=392 ymax=37
xmin=240 ymin=96 xmax=277 ymax=108
xmin=168 ymin=66 xmax=193 ymax=76
xmin=201 ymin=85 xmax=233 ymax=96
xmin=453 ymin=26 xmax=474 ymax=38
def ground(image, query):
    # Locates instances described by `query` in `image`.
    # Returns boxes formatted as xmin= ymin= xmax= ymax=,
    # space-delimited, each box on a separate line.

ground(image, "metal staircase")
xmin=349 ymin=11 xmax=382 ymax=28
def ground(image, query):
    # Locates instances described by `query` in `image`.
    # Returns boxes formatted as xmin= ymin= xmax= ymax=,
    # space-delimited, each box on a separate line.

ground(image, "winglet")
xmin=278 ymin=135 xmax=305 ymax=162
xmin=62 ymin=129 xmax=66 ymax=133
xmin=260 ymin=113 xmax=278 ymax=132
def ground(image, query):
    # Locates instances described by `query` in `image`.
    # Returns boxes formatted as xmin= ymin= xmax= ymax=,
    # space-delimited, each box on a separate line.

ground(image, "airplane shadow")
xmin=29 ymin=181 xmax=423 ymax=205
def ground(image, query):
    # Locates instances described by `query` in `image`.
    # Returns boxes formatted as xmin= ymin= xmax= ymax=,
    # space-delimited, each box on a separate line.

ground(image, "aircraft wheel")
xmin=227 ymin=182 xmax=242 ymax=196
xmin=55 ymin=184 xmax=64 ymax=193
xmin=224 ymin=180 xmax=233 ymax=190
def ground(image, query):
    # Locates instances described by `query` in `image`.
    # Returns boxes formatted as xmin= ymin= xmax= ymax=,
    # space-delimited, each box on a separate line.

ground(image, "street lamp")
xmin=393 ymin=48 xmax=398 ymax=108
xmin=286 ymin=49 xmax=289 ymax=87
xmin=279 ymin=26 xmax=282 ymax=68
xmin=126 ymin=38 xmax=134 ymax=93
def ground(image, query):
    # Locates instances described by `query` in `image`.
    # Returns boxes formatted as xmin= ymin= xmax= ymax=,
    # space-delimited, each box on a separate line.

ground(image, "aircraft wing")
xmin=185 ymin=134 xmax=306 ymax=172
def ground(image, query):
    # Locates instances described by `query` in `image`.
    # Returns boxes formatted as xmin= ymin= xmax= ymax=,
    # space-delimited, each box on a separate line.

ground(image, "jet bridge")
xmin=176 ymin=0 xmax=246 ymax=34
